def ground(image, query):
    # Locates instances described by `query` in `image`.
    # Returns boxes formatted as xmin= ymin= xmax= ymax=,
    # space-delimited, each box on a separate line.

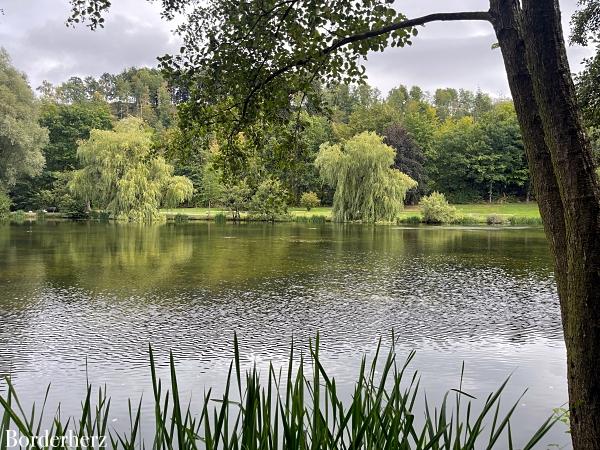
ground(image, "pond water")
xmin=0 ymin=221 xmax=569 ymax=447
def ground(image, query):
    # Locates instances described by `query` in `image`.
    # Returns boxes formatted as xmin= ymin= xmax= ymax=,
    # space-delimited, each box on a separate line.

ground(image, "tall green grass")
xmin=214 ymin=213 xmax=227 ymax=224
xmin=0 ymin=335 xmax=560 ymax=449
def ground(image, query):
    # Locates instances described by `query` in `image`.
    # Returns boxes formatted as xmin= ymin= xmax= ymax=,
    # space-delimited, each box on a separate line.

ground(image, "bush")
xmin=250 ymin=178 xmax=289 ymax=221
xmin=420 ymin=192 xmax=457 ymax=224
xmin=300 ymin=191 xmax=320 ymax=211
xmin=57 ymin=194 xmax=87 ymax=219
xmin=0 ymin=192 xmax=11 ymax=222
xmin=486 ymin=214 xmax=505 ymax=225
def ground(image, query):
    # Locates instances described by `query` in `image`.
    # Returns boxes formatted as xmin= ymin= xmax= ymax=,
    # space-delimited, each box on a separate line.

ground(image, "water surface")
xmin=0 ymin=222 xmax=569 ymax=447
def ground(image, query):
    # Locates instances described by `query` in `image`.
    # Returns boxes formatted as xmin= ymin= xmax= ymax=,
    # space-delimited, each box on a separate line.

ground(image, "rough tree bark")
xmin=490 ymin=0 xmax=600 ymax=447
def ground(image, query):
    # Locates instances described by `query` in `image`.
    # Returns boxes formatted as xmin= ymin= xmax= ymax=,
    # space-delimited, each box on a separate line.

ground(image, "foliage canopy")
xmin=316 ymin=132 xmax=416 ymax=222
xmin=0 ymin=48 xmax=48 ymax=189
xmin=70 ymin=117 xmax=193 ymax=222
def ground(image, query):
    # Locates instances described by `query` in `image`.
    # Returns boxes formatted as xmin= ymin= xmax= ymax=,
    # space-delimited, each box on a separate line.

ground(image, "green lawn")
xmin=453 ymin=203 xmax=540 ymax=218
xmin=289 ymin=207 xmax=334 ymax=218
xmin=162 ymin=203 xmax=541 ymax=222
xmin=162 ymin=207 xmax=230 ymax=218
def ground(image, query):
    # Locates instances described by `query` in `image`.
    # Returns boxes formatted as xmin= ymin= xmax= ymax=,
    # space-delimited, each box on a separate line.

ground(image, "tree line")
xmin=1 ymin=51 xmax=561 ymax=222
xmin=1 ymin=46 xmax=599 ymax=223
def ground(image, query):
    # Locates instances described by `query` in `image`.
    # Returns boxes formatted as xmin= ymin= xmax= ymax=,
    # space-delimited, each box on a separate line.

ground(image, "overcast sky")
xmin=0 ymin=0 xmax=594 ymax=97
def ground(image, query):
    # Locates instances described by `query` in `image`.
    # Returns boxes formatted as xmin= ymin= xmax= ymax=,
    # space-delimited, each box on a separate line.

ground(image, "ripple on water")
xmin=0 ymin=223 xmax=568 ymax=447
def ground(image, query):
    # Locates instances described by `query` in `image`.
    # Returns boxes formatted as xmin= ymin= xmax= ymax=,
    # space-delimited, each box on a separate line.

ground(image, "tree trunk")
xmin=491 ymin=1 xmax=600 ymax=447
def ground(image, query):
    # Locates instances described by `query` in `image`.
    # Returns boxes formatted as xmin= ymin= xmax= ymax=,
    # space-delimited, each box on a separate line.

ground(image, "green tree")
xmin=429 ymin=116 xmax=479 ymax=202
xmin=69 ymin=117 xmax=193 ymax=221
xmin=55 ymin=76 xmax=87 ymax=103
xmin=40 ymin=100 xmax=114 ymax=172
xmin=383 ymin=123 xmax=426 ymax=204
xmin=386 ymin=85 xmax=410 ymax=112
xmin=300 ymin=191 xmax=320 ymax=211
xmin=434 ymin=88 xmax=459 ymax=121
xmin=11 ymin=99 xmax=113 ymax=210
xmin=316 ymin=132 xmax=416 ymax=222
xmin=402 ymin=100 xmax=439 ymax=160
xmin=157 ymin=82 xmax=176 ymax=128
xmin=429 ymin=103 xmax=528 ymax=203
xmin=473 ymin=89 xmax=494 ymax=119
xmin=0 ymin=191 xmax=11 ymax=221
xmin=221 ymin=180 xmax=251 ymax=221
xmin=0 ymin=48 xmax=47 ymax=190
xmin=472 ymin=102 xmax=528 ymax=202
xmin=199 ymin=163 xmax=225 ymax=212
xmin=38 ymin=171 xmax=87 ymax=218
xmin=250 ymin=178 xmax=289 ymax=221
xmin=347 ymin=102 xmax=402 ymax=135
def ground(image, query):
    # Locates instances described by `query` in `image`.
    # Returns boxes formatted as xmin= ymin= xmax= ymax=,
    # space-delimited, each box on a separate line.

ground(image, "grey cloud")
xmin=19 ymin=15 xmax=178 ymax=86
xmin=0 ymin=0 xmax=595 ymax=95
xmin=0 ymin=0 xmax=179 ymax=88
xmin=365 ymin=34 xmax=509 ymax=97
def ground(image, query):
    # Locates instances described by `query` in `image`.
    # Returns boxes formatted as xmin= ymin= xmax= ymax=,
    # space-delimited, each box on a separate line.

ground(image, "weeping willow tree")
xmin=316 ymin=132 xmax=417 ymax=222
xmin=69 ymin=117 xmax=193 ymax=222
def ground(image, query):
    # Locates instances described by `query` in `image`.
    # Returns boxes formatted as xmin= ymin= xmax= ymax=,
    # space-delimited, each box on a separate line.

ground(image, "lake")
xmin=0 ymin=221 xmax=569 ymax=447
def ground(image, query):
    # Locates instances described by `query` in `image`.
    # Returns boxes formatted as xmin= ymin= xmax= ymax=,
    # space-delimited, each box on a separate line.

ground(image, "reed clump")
xmin=0 ymin=335 xmax=559 ymax=450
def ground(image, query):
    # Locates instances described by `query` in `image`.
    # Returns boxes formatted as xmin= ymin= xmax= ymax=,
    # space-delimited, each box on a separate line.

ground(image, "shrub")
xmin=57 ymin=194 xmax=88 ymax=219
xmin=214 ymin=212 xmax=227 ymax=224
xmin=300 ymin=191 xmax=320 ymax=211
xmin=486 ymin=214 xmax=505 ymax=225
xmin=0 ymin=192 xmax=11 ymax=222
xmin=250 ymin=178 xmax=289 ymax=221
xmin=398 ymin=215 xmax=422 ymax=224
xmin=420 ymin=192 xmax=457 ymax=224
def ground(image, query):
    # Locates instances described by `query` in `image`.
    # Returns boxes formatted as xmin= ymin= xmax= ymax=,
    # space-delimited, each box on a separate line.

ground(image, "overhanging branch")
xmin=242 ymin=10 xmax=492 ymax=120
xmin=265 ymin=11 xmax=492 ymax=85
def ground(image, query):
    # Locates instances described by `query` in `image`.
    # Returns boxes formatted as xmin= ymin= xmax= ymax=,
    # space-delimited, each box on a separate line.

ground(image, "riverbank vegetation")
xmin=0 ymin=335 xmax=560 ymax=449
xmin=3 ymin=46 xmax=594 ymax=223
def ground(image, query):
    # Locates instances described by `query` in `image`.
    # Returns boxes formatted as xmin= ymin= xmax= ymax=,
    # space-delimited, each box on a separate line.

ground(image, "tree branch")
xmin=241 ymin=10 xmax=492 ymax=122
xmin=279 ymin=11 xmax=492 ymax=80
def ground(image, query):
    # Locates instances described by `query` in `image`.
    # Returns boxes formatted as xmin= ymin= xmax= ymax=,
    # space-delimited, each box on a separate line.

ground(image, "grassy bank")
xmin=162 ymin=203 xmax=542 ymax=225
xmin=8 ymin=203 xmax=542 ymax=225
xmin=0 ymin=335 xmax=560 ymax=449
